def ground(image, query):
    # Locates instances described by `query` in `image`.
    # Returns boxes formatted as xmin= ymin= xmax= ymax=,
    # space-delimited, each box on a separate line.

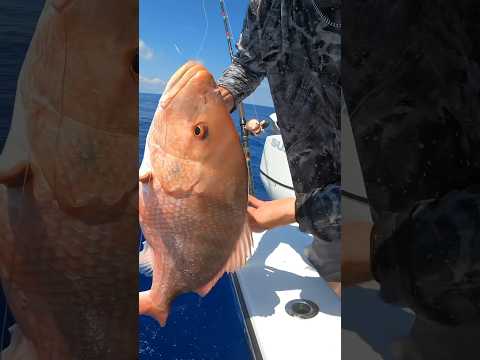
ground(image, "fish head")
xmin=144 ymin=61 xmax=246 ymax=197
xmin=0 ymin=0 xmax=139 ymax=223
xmin=154 ymin=61 xmax=235 ymax=162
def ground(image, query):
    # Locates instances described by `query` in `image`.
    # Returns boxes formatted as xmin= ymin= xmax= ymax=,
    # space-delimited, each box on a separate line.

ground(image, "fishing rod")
xmin=219 ymin=0 xmax=255 ymax=196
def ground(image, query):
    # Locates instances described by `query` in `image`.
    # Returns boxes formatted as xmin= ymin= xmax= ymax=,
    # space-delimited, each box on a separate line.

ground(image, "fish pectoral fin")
xmin=0 ymin=103 xmax=32 ymax=187
xmin=0 ymin=160 xmax=31 ymax=187
xmin=51 ymin=0 xmax=75 ymax=11
xmin=196 ymin=220 xmax=254 ymax=298
xmin=139 ymin=144 xmax=153 ymax=183
xmin=139 ymin=291 xmax=170 ymax=327
xmin=139 ymin=171 xmax=153 ymax=183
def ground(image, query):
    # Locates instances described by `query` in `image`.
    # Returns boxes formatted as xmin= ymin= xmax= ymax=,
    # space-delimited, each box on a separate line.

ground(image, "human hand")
xmin=216 ymin=86 xmax=235 ymax=112
xmin=341 ymin=221 xmax=373 ymax=286
xmin=245 ymin=119 xmax=263 ymax=135
xmin=328 ymin=282 xmax=341 ymax=297
xmin=247 ymin=195 xmax=296 ymax=232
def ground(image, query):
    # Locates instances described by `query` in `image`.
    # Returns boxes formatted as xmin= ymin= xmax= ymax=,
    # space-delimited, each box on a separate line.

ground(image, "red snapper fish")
xmin=139 ymin=61 xmax=253 ymax=326
xmin=0 ymin=0 xmax=138 ymax=358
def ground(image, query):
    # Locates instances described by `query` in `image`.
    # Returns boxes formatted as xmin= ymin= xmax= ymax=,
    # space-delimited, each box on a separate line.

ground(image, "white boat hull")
xmin=260 ymin=112 xmax=372 ymax=224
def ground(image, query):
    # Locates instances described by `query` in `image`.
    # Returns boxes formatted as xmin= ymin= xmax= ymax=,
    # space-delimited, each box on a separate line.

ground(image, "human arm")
xmin=246 ymin=183 xmax=342 ymax=236
xmin=217 ymin=0 xmax=268 ymax=111
xmin=341 ymin=221 xmax=374 ymax=286
xmin=372 ymin=186 xmax=480 ymax=324
xmin=247 ymin=190 xmax=343 ymax=296
xmin=247 ymin=195 xmax=296 ymax=232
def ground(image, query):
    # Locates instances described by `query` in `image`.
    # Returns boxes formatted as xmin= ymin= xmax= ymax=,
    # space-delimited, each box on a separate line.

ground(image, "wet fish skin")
xmin=0 ymin=0 xmax=138 ymax=359
xmin=139 ymin=62 xmax=252 ymax=326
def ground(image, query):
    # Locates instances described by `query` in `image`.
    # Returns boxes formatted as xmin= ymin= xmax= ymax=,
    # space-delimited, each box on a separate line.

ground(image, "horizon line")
xmin=139 ymin=91 xmax=274 ymax=108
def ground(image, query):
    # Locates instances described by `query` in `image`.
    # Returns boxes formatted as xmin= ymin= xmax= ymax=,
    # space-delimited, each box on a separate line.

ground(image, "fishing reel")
xmin=245 ymin=118 xmax=270 ymax=136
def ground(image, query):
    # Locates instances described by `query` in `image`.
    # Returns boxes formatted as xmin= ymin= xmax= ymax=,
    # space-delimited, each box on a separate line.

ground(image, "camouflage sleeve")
xmin=372 ymin=186 xmax=480 ymax=325
xmin=217 ymin=0 xmax=268 ymax=107
xmin=294 ymin=184 xmax=341 ymax=242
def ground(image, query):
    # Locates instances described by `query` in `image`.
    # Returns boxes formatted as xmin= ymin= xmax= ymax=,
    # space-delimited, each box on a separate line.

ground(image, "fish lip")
xmin=159 ymin=62 xmax=211 ymax=109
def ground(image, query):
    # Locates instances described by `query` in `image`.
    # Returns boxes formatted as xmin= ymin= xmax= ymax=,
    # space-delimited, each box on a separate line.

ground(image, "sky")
xmin=139 ymin=0 xmax=273 ymax=107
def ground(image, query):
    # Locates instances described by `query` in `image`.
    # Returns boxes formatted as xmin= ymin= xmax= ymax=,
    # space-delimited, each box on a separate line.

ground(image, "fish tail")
xmin=139 ymin=240 xmax=154 ymax=276
xmin=139 ymin=291 xmax=169 ymax=327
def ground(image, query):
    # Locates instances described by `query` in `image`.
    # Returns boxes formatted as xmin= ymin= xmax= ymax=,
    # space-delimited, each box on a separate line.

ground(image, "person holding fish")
xmin=217 ymin=0 xmax=341 ymax=295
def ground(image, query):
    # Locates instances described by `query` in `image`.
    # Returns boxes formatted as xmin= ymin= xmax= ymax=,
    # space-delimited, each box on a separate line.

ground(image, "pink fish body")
xmin=139 ymin=62 xmax=252 ymax=326
xmin=0 ymin=1 xmax=138 ymax=358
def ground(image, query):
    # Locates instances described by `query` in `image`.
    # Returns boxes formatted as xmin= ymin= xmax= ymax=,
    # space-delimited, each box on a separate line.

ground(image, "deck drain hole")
xmin=285 ymin=299 xmax=319 ymax=319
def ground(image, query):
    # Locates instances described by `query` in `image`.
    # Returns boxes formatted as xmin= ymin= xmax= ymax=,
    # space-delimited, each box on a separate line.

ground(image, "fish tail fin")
xmin=139 ymin=240 xmax=154 ymax=276
xmin=196 ymin=220 xmax=253 ymax=297
xmin=139 ymin=291 xmax=169 ymax=327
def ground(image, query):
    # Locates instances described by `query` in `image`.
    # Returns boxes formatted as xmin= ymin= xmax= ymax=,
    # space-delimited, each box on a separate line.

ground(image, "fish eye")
xmin=130 ymin=49 xmax=139 ymax=76
xmin=194 ymin=124 xmax=208 ymax=139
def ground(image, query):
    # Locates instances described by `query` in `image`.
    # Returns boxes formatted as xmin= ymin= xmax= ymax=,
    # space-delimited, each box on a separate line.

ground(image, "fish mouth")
xmin=160 ymin=61 xmax=213 ymax=109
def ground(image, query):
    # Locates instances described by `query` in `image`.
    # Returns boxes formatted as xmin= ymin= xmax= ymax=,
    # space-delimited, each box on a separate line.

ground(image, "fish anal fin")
xmin=139 ymin=291 xmax=170 ymax=327
xmin=196 ymin=220 xmax=253 ymax=297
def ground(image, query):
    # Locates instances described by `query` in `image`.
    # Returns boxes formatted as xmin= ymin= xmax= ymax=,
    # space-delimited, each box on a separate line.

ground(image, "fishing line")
xmin=195 ymin=0 xmax=209 ymax=60
xmin=222 ymin=0 xmax=261 ymax=123
xmin=219 ymin=0 xmax=255 ymax=195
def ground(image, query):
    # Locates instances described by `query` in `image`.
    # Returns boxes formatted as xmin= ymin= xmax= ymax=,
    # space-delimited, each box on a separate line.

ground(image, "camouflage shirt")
xmin=218 ymin=0 xmax=341 ymax=243
xmin=344 ymin=0 xmax=480 ymax=324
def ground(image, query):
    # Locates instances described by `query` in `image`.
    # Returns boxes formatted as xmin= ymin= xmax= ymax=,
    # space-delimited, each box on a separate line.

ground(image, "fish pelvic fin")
xmin=196 ymin=219 xmax=253 ymax=297
xmin=139 ymin=291 xmax=170 ymax=327
xmin=139 ymin=142 xmax=153 ymax=183
xmin=139 ymin=240 xmax=154 ymax=276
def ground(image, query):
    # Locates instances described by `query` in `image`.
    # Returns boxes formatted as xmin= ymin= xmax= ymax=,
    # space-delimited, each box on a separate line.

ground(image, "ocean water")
xmin=139 ymin=92 xmax=274 ymax=360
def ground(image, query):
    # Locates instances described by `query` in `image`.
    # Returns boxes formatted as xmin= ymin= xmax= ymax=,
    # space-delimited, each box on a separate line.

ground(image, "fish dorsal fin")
xmin=196 ymin=220 xmax=253 ymax=297
xmin=225 ymin=220 xmax=254 ymax=272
